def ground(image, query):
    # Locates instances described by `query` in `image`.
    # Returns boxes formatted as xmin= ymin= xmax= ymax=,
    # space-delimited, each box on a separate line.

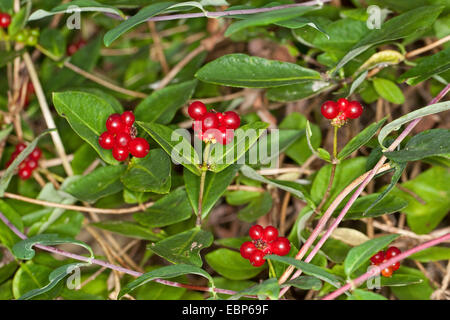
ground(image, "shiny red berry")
xmin=30 ymin=148 xmax=42 ymax=160
xmin=106 ymin=114 xmax=125 ymax=134
xmin=188 ymin=101 xmax=207 ymax=120
xmin=249 ymin=250 xmax=266 ymax=267
xmin=337 ymin=98 xmax=349 ymax=113
xmin=271 ymin=237 xmax=291 ymax=256
xmin=222 ymin=111 xmax=240 ymax=130
xmin=201 ymin=112 xmax=220 ymax=131
xmin=216 ymin=112 xmax=224 ymax=124
xmin=115 ymin=132 xmax=131 ymax=148
xmin=391 ymin=262 xmax=400 ymax=271
xmin=386 ymin=246 xmax=401 ymax=259
xmin=18 ymin=168 xmax=32 ymax=180
xmin=381 ymin=266 xmax=393 ymax=277
xmin=16 ymin=143 xmax=27 ymax=153
xmin=112 ymin=145 xmax=129 ymax=161
xmin=370 ymin=250 xmax=385 ymax=265
xmin=216 ymin=126 xmax=234 ymax=145
xmin=121 ymin=111 xmax=135 ymax=127
xmin=25 ymin=158 xmax=38 ymax=170
xmin=345 ymin=101 xmax=363 ymax=119
xmin=320 ymin=101 xmax=339 ymax=119
xmin=249 ymin=225 xmax=264 ymax=240
xmin=128 ymin=137 xmax=149 ymax=158
xmin=0 ymin=13 xmax=11 ymax=28
xmin=240 ymin=241 xmax=257 ymax=259
xmin=262 ymin=226 xmax=278 ymax=243
xmin=98 ymin=132 xmax=115 ymax=150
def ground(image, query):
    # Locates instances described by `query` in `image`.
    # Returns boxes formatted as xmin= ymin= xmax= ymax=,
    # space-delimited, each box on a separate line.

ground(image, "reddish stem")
xmin=322 ymin=233 xmax=450 ymax=300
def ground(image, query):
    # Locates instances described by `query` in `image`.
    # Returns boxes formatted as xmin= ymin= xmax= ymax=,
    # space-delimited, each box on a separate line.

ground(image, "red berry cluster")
xmin=67 ymin=39 xmax=87 ymax=56
xmin=240 ymin=225 xmax=291 ymax=267
xmin=370 ymin=246 xmax=401 ymax=277
xmin=187 ymin=101 xmax=240 ymax=145
xmin=5 ymin=143 xmax=42 ymax=180
xmin=98 ymin=111 xmax=150 ymax=162
xmin=0 ymin=12 xmax=11 ymax=28
xmin=320 ymin=98 xmax=363 ymax=126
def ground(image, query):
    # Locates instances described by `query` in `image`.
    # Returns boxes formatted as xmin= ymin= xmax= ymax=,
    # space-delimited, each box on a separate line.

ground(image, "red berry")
xmin=192 ymin=120 xmax=203 ymax=133
xmin=222 ymin=111 xmax=240 ymax=130
xmin=262 ymin=226 xmax=278 ymax=243
xmin=112 ymin=145 xmax=129 ymax=161
xmin=370 ymin=250 xmax=385 ymax=265
xmin=271 ymin=237 xmax=291 ymax=256
xmin=386 ymin=246 xmax=401 ymax=259
xmin=67 ymin=43 xmax=78 ymax=56
xmin=115 ymin=132 xmax=131 ymax=148
xmin=30 ymin=147 xmax=42 ymax=160
xmin=216 ymin=112 xmax=224 ymax=124
xmin=188 ymin=101 xmax=207 ymax=120
xmin=106 ymin=114 xmax=125 ymax=134
xmin=201 ymin=112 xmax=220 ymax=131
xmin=16 ymin=143 xmax=27 ymax=153
xmin=249 ymin=250 xmax=266 ymax=267
xmin=216 ymin=126 xmax=234 ymax=145
xmin=249 ymin=225 xmax=264 ymax=240
xmin=0 ymin=13 xmax=11 ymax=28
xmin=76 ymin=39 xmax=87 ymax=50
xmin=262 ymin=245 xmax=273 ymax=256
xmin=121 ymin=111 xmax=135 ymax=127
xmin=320 ymin=101 xmax=339 ymax=119
xmin=18 ymin=168 xmax=32 ymax=180
xmin=344 ymin=101 xmax=363 ymax=119
xmin=240 ymin=241 xmax=257 ymax=259
xmin=337 ymin=98 xmax=349 ymax=113
xmin=391 ymin=262 xmax=400 ymax=271
xmin=25 ymin=158 xmax=38 ymax=170
xmin=381 ymin=266 xmax=393 ymax=277
xmin=98 ymin=132 xmax=115 ymax=150
xmin=128 ymin=137 xmax=149 ymax=158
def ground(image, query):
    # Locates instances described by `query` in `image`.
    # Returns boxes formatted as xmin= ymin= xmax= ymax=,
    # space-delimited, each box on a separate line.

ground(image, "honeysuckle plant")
xmin=0 ymin=0 xmax=449 ymax=301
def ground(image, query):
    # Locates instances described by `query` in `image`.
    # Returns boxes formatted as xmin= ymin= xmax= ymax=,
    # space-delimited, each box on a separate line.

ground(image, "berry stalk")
xmin=196 ymin=142 xmax=212 ymax=227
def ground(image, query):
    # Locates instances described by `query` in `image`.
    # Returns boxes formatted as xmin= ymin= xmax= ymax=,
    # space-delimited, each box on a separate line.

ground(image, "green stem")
xmin=196 ymin=142 xmax=211 ymax=227
xmin=267 ymin=260 xmax=276 ymax=278
xmin=333 ymin=125 xmax=338 ymax=160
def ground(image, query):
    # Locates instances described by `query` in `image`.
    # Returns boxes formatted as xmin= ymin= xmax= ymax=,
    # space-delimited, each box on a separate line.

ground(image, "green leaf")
xmin=409 ymin=247 xmax=450 ymax=262
xmin=12 ymin=234 xmax=93 ymax=260
xmin=134 ymin=188 xmax=193 ymax=228
xmin=373 ymin=78 xmax=405 ymax=104
xmin=195 ymin=54 xmax=321 ymax=88
xmin=378 ymin=101 xmax=450 ymax=148
xmin=266 ymin=255 xmax=342 ymax=289
xmin=338 ymin=118 xmax=387 ymax=160
xmin=267 ymin=80 xmax=332 ymax=102
xmin=344 ymin=234 xmax=399 ymax=276
xmin=148 ymin=227 xmax=213 ymax=267
xmin=137 ymin=121 xmax=201 ymax=176
xmin=209 ymin=122 xmax=269 ymax=172
xmin=237 ymin=192 xmax=273 ymax=222
xmin=385 ymin=129 xmax=450 ymax=162
xmin=64 ymin=165 xmax=126 ymax=203
xmin=12 ymin=262 xmax=54 ymax=300
xmin=38 ymin=28 xmax=66 ymax=60
xmin=0 ymin=129 xmax=53 ymax=196
xmin=119 ymin=264 xmax=214 ymax=299
xmin=306 ymin=121 xmax=330 ymax=162
xmin=184 ymin=165 xmax=238 ymax=219
xmin=29 ymin=0 xmax=124 ymax=21
xmin=343 ymin=194 xmax=408 ymax=220
xmin=53 ymin=91 xmax=120 ymax=165
xmin=121 ymin=149 xmax=171 ymax=194
xmin=135 ymin=80 xmax=197 ymax=124
xmin=0 ymin=200 xmax=24 ymax=249
xmin=347 ymin=70 xmax=368 ymax=96
xmin=390 ymin=266 xmax=433 ymax=300
xmin=282 ymin=276 xmax=322 ymax=291
xmin=225 ymin=6 xmax=318 ymax=36
xmin=205 ymin=248 xmax=264 ymax=280
xmin=399 ymin=46 xmax=450 ymax=85
xmin=390 ymin=167 xmax=450 ymax=234
xmin=8 ymin=5 xmax=29 ymax=37
xmin=334 ymin=6 xmax=443 ymax=72
xmin=380 ymin=274 xmax=423 ymax=287
xmin=229 ymin=278 xmax=279 ymax=300
xmin=240 ymin=165 xmax=311 ymax=204
xmin=348 ymin=289 xmax=387 ymax=300
xmin=0 ymin=49 xmax=25 ymax=68
xmin=0 ymin=261 xmax=18 ymax=284
xmin=104 ymin=2 xmax=174 ymax=46
xmin=19 ymin=263 xmax=88 ymax=300
xmin=90 ymin=221 xmax=165 ymax=241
